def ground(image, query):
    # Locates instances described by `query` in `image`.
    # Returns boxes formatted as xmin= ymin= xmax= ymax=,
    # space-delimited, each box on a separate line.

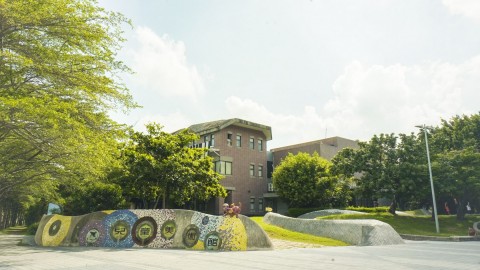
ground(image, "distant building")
xmin=266 ymin=137 xmax=359 ymax=214
xmin=184 ymin=118 xmax=272 ymax=216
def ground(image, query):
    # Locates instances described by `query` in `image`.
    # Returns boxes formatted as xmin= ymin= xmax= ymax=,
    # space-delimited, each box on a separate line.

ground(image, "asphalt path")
xmin=1 ymin=234 xmax=479 ymax=270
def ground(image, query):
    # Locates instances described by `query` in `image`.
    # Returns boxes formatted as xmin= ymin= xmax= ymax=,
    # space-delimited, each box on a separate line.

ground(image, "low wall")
xmin=264 ymin=212 xmax=404 ymax=246
xmin=35 ymin=209 xmax=272 ymax=251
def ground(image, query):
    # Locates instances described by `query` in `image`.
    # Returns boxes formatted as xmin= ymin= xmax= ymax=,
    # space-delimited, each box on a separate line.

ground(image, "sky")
xmin=99 ymin=0 xmax=480 ymax=149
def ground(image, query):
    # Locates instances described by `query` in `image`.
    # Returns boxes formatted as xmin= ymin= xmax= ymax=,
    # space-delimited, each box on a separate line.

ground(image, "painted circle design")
xmin=182 ymin=224 xmax=200 ymax=248
xmin=103 ymin=210 xmax=137 ymax=248
xmin=70 ymin=212 xmax=108 ymax=244
xmin=202 ymin=216 xmax=209 ymax=225
xmin=42 ymin=215 xmax=72 ymax=246
xmin=110 ymin=220 xmax=129 ymax=241
xmin=48 ymin=220 xmax=61 ymax=236
xmin=78 ymin=220 xmax=106 ymax=247
xmin=204 ymin=231 xmax=222 ymax=251
xmin=161 ymin=220 xmax=177 ymax=240
xmin=132 ymin=217 xmax=157 ymax=246
xmin=86 ymin=229 xmax=100 ymax=244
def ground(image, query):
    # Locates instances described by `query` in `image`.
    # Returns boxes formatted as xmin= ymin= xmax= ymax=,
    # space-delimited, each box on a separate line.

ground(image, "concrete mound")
xmin=35 ymin=209 xmax=272 ymax=251
xmin=298 ymin=209 xmax=367 ymax=219
xmin=264 ymin=212 xmax=404 ymax=246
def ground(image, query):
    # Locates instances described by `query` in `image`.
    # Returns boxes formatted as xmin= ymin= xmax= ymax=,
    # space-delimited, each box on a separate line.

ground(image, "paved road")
xmin=1 ymin=235 xmax=479 ymax=270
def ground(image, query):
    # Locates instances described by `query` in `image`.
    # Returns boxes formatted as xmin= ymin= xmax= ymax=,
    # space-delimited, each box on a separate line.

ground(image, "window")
xmin=236 ymin=135 xmax=241 ymax=147
xmin=249 ymin=164 xmax=255 ymax=177
xmin=227 ymin=133 xmax=232 ymax=146
xmin=249 ymin=137 xmax=254 ymax=149
xmin=215 ymin=161 xmax=232 ymax=175
xmin=258 ymin=165 xmax=263 ymax=177
xmin=268 ymin=183 xmax=274 ymax=192
xmin=250 ymin=197 xmax=255 ymax=211
xmin=258 ymin=139 xmax=263 ymax=151
xmin=258 ymin=198 xmax=263 ymax=212
xmin=204 ymin=134 xmax=215 ymax=148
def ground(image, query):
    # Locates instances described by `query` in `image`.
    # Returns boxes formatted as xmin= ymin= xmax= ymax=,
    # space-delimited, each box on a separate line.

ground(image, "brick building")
xmin=185 ymin=119 xmax=358 ymax=216
xmin=185 ymin=118 xmax=272 ymax=216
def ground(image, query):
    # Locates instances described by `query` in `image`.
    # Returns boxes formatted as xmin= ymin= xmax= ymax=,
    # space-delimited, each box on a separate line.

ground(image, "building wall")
xmin=196 ymin=125 xmax=268 ymax=216
xmin=272 ymin=137 xmax=359 ymax=166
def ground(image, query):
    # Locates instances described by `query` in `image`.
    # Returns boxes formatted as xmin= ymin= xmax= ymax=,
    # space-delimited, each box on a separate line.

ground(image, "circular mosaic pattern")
xmin=70 ymin=212 xmax=108 ymax=244
xmin=103 ymin=210 xmax=137 ymax=248
xmin=132 ymin=216 xmax=157 ymax=246
xmin=110 ymin=220 xmax=130 ymax=241
xmin=42 ymin=215 xmax=72 ymax=246
xmin=130 ymin=209 xmax=176 ymax=248
xmin=204 ymin=231 xmax=222 ymax=251
xmin=48 ymin=220 xmax=61 ymax=236
xmin=182 ymin=224 xmax=200 ymax=248
xmin=86 ymin=229 xmax=100 ymax=243
xmin=160 ymin=220 xmax=177 ymax=240
xmin=78 ymin=220 xmax=106 ymax=247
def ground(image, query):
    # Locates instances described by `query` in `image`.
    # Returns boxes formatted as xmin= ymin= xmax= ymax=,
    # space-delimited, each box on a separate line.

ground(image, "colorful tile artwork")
xmin=36 ymin=209 xmax=250 ymax=251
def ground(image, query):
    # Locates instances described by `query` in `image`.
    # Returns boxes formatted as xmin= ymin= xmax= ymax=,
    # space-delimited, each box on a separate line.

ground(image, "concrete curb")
xmin=400 ymin=234 xmax=480 ymax=242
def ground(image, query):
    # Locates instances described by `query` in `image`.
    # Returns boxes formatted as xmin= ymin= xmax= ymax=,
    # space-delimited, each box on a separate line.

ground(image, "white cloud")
xmin=224 ymin=96 xmax=330 ymax=148
xmin=443 ymin=0 xmax=480 ymax=23
xmin=224 ymin=56 xmax=480 ymax=148
xmin=132 ymin=112 xmax=191 ymax=134
xmin=130 ymin=27 xmax=205 ymax=99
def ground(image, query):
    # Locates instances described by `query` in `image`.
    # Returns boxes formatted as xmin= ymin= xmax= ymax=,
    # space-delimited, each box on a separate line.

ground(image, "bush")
xmin=287 ymin=207 xmax=324 ymax=217
xmin=26 ymin=222 xmax=39 ymax=235
xmin=345 ymin=206 xmax=389 ymax=213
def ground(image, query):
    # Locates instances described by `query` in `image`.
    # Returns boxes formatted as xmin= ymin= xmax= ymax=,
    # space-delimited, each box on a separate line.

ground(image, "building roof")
xmin=185 ymin=118 xmax=272 ymax=140
xmin=270 ymin=136 xmax=357 ymax=152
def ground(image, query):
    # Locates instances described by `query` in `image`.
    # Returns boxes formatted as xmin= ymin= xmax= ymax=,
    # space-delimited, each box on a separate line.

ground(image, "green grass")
xmin=250 ymin=216 xmax=348 ymax=246
xmin=318 ymin=213 xmax=480 ymax=237
xmin=0 ymin=226 xmax=27 ymax=235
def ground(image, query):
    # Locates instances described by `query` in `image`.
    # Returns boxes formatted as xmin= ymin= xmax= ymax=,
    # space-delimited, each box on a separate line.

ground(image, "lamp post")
xmin=416 ymin=124 xmax=440 ymax=233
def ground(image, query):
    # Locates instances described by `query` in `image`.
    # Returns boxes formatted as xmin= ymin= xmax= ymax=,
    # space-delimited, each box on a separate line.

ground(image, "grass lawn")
xmin=0 ymin=226 xmax=27 ymax=235
xmin=250 ymin=216 xmax=348 ymax=246
xmin=318 ymin=213 xmax=480 ymax=237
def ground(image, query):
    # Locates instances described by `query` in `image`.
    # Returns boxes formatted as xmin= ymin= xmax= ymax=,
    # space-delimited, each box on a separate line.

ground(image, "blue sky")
xmin=100 ymin=0 xmax=480 ymax=149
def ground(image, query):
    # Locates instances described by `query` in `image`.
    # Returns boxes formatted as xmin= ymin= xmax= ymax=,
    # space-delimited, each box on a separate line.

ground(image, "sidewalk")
xmin=1 ymin=234 xmax=480 ymax=269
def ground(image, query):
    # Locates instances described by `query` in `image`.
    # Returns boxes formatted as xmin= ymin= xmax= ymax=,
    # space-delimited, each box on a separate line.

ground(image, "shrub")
xmin=26 ymin=222 xmax=39 ymax=235
xmin=287 ymin=207 xmax=324 ymax=217
xmin=345 ymin=206 xmax=389 ymax=213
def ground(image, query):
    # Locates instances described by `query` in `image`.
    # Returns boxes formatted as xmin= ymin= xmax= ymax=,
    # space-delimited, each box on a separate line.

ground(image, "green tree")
xmin=62 ymin=181 xmax=127 ymax=215
xmin=272 ymin=152 xmax=349 ymax=208
xmin=332 ymin=133 xmax=429 ymax=213
xmin=0 ymin=0 xmax=135 ymax=206
xmin=117 ymin=123 xmax=226 ymax=209
xmin=429 ymin=113 xmax=480 ymax=220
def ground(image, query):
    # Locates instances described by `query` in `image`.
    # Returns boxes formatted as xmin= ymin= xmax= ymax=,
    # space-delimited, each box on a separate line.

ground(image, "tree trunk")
xmin=456 ymin=199 xmax=466 ymax=221
xmin=388 ymin=196 xmax=397 ymax=215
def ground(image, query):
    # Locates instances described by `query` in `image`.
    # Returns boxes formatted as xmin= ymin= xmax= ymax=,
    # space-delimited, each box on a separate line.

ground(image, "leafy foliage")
xmin=273 ymin=152 xmax=351 ymax=208
xmin=332 ymin=133 xmax=430 ymax=213
xmin=429 ymin=114 xmax=480 ymax=220
xmin=0 ymin=0 xmax=135 ymax=224
xmin=62 ymin=181 xmax=127 ymax=215
xmin=116 ymin=123 xmax=226 ymax=209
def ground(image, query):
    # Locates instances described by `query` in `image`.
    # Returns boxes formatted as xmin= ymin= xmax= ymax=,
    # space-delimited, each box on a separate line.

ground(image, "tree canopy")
xmin=332 ymin=113 xmax=480 ymax=220
xmin=116 ymin=123 xmax=227 ymax=209
xmin=0 ymin=0 xmax=135 ymax=226
xmin=272 ymin=152 xmax=351 ymax=208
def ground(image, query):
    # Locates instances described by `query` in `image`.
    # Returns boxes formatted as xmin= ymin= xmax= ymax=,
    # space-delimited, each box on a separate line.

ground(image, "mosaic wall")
xmin=35 ymin=209 xmax=272 ymax=251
